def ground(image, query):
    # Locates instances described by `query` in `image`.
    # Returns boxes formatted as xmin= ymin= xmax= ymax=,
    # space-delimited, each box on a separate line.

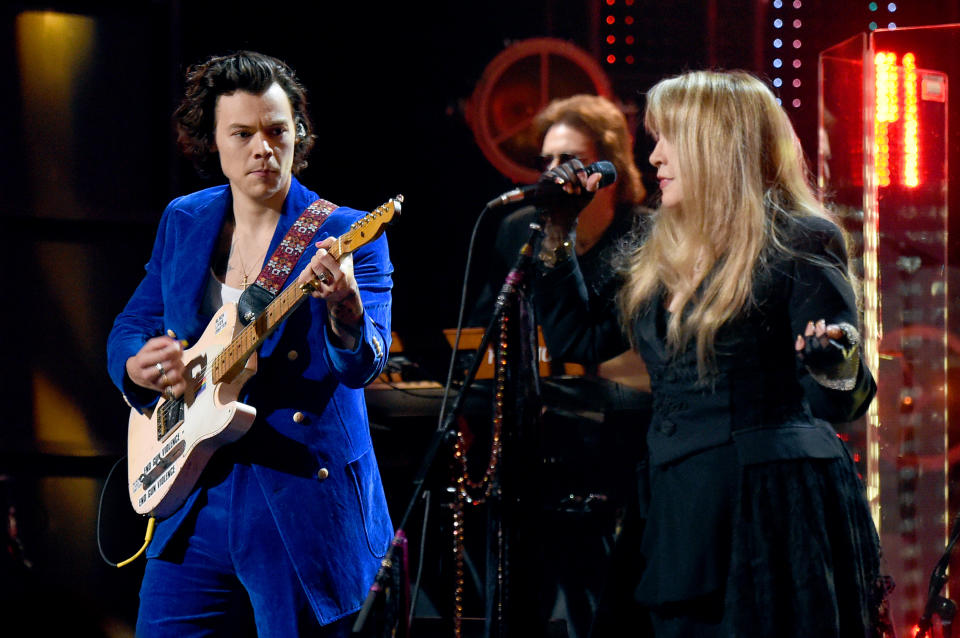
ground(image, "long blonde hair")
xmin=619 ymin=70 xmax=836 ymax=376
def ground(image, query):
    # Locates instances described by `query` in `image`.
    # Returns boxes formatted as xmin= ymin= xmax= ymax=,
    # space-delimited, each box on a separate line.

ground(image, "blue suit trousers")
xmin=136 ymin=463 xmax=355 ymax=637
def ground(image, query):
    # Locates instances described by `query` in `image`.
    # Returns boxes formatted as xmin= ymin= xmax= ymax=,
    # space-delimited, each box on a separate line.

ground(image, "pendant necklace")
xmin=232 ymin=239 xmax=263 ymax=289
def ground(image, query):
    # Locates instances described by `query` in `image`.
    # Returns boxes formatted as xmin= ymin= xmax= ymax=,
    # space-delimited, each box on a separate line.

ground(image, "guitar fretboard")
xmin=207 ymin=210 xmax=386 ymax=384
xmin=211 ymin=280 xmax=309 ymax=384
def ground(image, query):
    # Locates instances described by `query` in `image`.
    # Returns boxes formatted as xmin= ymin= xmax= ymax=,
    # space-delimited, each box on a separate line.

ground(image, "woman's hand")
xmin=540 ymin=158 xmax=603 ymax=229
xmin=795 ymin=319 xmax=849 ymax=369
xmin=536 ymin=158 xmax=605 ymax=265
xmin=296 ymin=236 xmax=364 ymax=348
xmin=126 ymin=336 xmax=185 ymax=400
xmin=545 ymin=157 xmax=605 ymax=196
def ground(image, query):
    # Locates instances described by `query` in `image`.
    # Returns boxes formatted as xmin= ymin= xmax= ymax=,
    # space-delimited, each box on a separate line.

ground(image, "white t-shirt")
xmin=201 ymin=268 xmax=244 ymax=317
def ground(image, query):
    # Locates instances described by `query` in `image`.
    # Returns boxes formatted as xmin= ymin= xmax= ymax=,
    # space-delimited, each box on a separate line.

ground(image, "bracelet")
xmin=806 ymin=322 xmax=861 ymax=391
xmin=537 ymin=239 xmax=573 ymax=269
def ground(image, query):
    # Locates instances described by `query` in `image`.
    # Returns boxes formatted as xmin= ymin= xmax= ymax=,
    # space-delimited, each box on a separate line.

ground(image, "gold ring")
xmin=317 ymin=271 xmax=330 ymax=284
xmin=160 ymin=373 xmax=169 ymax=387
xmin=156 ymin=362 xmax=165 ymax=377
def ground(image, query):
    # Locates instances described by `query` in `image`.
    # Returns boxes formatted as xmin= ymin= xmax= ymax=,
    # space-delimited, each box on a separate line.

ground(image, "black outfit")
xmin=469 ymin=203 xmax=644 ymax=339
xmin=468 ymin=203 xmax=651 ymax=638
xmin=534 ymin=214 xmax=885 ymax=637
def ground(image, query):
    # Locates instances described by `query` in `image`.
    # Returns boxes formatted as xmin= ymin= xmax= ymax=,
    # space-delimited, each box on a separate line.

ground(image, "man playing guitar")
xmin=106 ymin=51 xmax=394 ymax=637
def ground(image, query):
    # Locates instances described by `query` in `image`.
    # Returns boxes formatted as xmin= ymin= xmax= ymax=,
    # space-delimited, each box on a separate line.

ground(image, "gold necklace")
xmin=231 ymin=239 xmax=265 ymax=289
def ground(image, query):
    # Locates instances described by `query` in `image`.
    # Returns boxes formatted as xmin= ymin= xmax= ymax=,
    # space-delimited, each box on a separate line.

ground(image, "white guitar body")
xmin=123 ymin=195 xmax=402 ymax=516
xmin=127 ymin=302 xmax=257 ymax=517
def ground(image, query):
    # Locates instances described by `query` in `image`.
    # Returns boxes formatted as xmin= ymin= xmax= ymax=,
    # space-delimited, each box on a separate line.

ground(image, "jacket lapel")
xmin=167 ymin=186 xmax=231 ymax=340
xmin=635 ymin=300 xmax=667 ymax=361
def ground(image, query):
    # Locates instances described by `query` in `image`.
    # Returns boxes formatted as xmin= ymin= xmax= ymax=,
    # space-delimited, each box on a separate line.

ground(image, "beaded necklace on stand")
xmin=450 ymin=310 xmax=509 ymax=637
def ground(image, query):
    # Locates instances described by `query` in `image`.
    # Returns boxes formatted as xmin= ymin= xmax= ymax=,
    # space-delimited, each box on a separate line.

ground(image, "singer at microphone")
xmin=464 ymin=95 xmax=653 ymax=638
xmin=468 ymin=95 xmax=650 ymax=326
xmin=468 ymin=95 xmax=650 ymax=331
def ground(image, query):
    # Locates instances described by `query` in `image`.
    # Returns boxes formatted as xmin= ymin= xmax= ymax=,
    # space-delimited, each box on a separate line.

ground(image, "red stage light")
xmin=873 ymin=50 xmax=920 ymax=188
xmin=606 ymin=54 xmax=616 ymax=64
xmin=606 ymin=15 xmax=615 ymax=25
xmin=874 ymin=51 xmax=898 ymax=187
xmin=902 ymin=52 xmax=919 ymax=187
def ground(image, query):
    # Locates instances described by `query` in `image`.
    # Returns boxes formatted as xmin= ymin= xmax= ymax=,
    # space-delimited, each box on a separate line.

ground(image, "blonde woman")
xmin=534 ymin=71 xmax=887 ymax=637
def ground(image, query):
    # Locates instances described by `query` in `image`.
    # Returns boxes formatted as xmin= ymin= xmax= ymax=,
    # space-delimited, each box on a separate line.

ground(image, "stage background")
xmin=2 ymin=1 xmax=958 ymax=635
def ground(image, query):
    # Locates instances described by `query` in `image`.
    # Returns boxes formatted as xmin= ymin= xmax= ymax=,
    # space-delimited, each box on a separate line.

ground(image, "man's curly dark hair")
xmin=173 ymin=51 xmax=316 ymax=177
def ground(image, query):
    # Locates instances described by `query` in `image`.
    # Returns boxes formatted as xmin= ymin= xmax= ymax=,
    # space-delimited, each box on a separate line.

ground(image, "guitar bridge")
xmin=157 ymin=398 xmax=185 ymax=440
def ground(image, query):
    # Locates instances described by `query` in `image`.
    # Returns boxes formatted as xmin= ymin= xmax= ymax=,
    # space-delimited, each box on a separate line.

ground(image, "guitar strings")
xmin=176 ymin=205 xmax=387 ymax=400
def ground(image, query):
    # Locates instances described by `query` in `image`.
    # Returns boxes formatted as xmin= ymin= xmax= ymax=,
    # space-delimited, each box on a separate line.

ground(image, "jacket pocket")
xmin=347 ymin=447 xmax=393 ymax=558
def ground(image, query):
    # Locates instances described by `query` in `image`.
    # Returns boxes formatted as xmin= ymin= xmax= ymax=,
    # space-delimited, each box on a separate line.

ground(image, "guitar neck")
xmin=209 ymin=231 xmax=358 ymax=383
xmin=207 ymin=196 xmax=400 ymax=384
xmin=211 ymin=282 xmax=309 ymax=384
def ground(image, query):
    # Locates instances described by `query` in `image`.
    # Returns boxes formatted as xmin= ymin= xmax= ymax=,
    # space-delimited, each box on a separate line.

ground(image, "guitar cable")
xmin=96 ymin=454 xmax=156 ymax=568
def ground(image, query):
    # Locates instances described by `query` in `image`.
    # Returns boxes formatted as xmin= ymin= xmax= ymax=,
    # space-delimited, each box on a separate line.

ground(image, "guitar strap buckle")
xmin=237 ymin=283 xmax=275 ymax=326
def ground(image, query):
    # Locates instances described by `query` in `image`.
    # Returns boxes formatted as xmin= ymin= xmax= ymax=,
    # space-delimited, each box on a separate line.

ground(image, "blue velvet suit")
xmin=107 ymin=178 xmax=394 ymax=631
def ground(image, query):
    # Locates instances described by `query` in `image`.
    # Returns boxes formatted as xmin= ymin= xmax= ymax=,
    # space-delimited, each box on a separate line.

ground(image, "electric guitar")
xmin=127 ymin=195 xmax=402 ymax=517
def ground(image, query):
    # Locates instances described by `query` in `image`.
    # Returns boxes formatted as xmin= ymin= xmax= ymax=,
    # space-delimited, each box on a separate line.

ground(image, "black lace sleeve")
xmin=787 ymin=216 xmax=877 ymax=422
xmin=533 ymin=255 xmax=630 ymax=365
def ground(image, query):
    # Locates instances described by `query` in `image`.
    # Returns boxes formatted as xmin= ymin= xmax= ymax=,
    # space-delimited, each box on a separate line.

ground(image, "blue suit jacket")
xmin=107 ymin=178 xmax=394 ymax=624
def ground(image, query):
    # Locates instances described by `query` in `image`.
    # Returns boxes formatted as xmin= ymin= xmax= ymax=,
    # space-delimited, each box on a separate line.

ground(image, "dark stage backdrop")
xmin=3 ymin=1 xmax=958 ymax=634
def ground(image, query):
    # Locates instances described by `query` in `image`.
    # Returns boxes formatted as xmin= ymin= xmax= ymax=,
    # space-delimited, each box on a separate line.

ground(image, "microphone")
xmin=486 ymin=160 xmax=618 ymax=208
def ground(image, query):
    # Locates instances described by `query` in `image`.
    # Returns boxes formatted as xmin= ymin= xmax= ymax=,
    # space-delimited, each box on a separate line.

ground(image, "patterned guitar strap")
xmin=236 ymin=198 xmax=338 ymax=326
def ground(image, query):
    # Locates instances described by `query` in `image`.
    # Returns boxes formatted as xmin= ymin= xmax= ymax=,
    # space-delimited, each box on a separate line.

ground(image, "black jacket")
xmin=534 ymin=214 xmax=876 ymax=469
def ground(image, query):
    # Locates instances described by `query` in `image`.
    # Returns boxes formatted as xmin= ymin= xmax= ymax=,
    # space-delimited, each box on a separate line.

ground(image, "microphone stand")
xmin=917 ymin=510 xmax=960 ymax=638
xmin=353 ymin=221 xmax=545 ymax=637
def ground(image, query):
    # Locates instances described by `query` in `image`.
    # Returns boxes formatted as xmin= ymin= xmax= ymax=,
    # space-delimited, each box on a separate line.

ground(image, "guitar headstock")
xmin=340 ymin=195 xmax=402 ymax=251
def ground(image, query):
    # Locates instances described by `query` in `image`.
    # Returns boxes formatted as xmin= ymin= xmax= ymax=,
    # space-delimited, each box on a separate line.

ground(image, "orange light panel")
xmin=874 ymin=51 xmax=899 ymax=187
xmin=902 ymin=52 xmax=919 ymax=188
